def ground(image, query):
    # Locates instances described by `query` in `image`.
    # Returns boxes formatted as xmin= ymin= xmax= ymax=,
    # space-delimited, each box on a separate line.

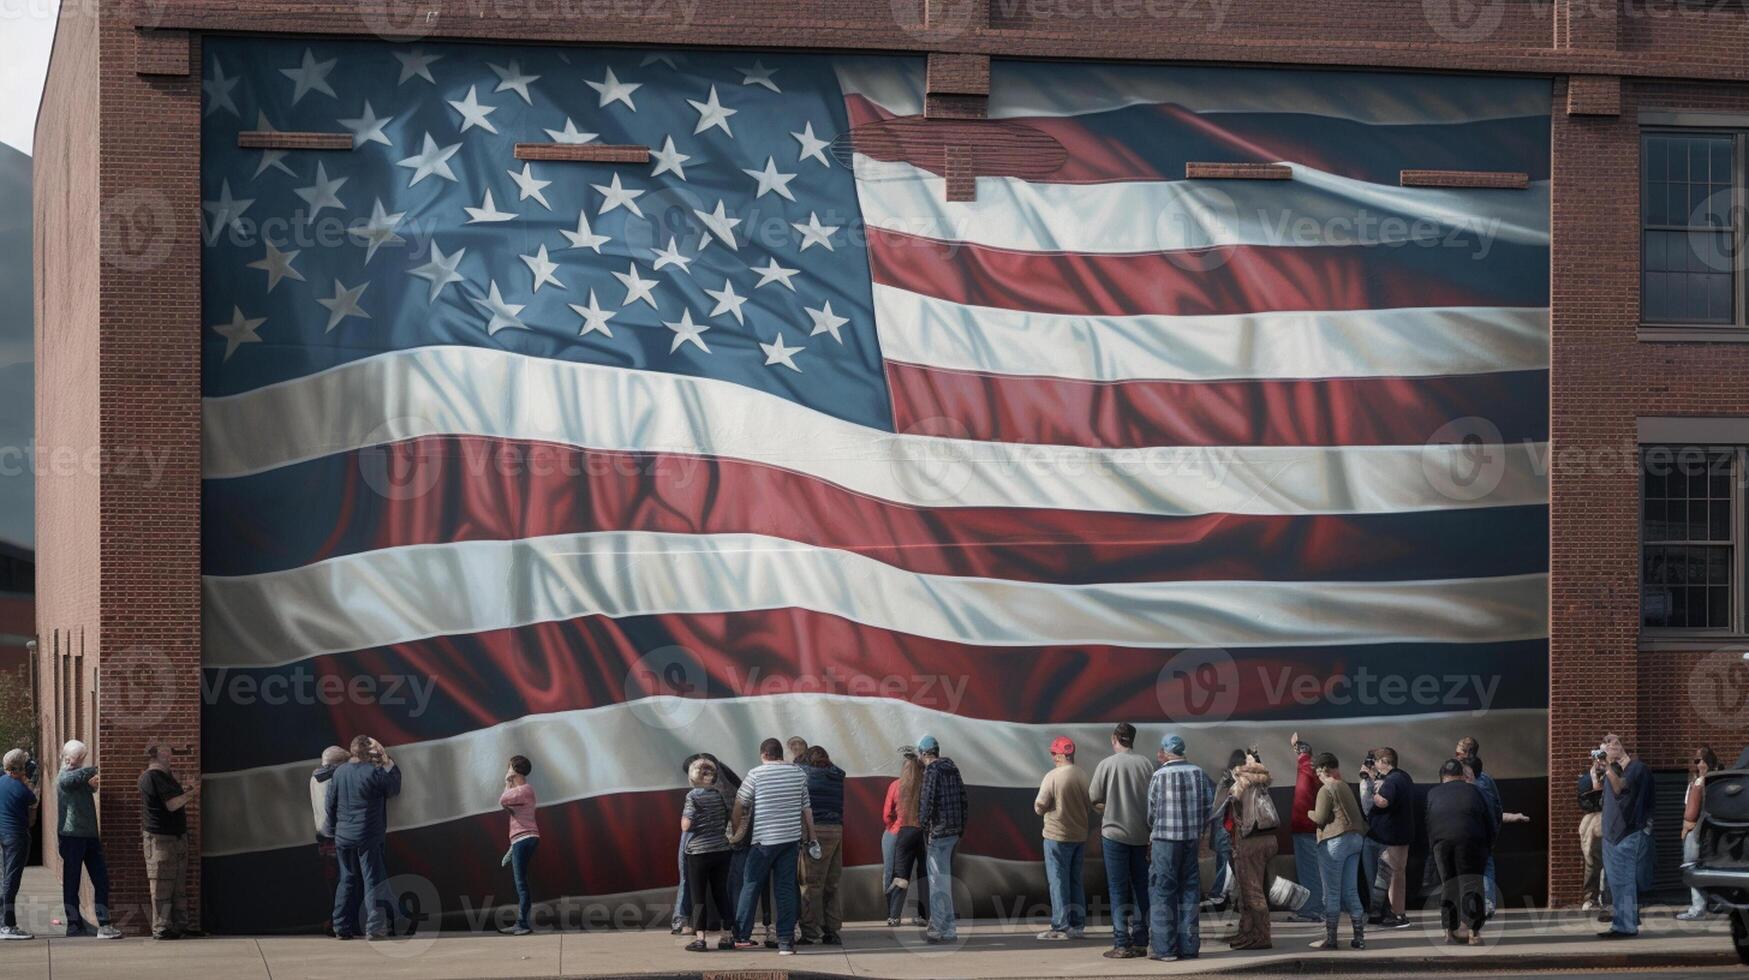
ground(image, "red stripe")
xmin=865 ymin=228 xmax=1522 ymax=317
xmin=886 ymin=361 xmax=1549 ymax=448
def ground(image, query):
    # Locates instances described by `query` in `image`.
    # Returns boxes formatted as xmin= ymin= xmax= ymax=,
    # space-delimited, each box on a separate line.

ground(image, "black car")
xmin=1684 ymin=764 xmax=1749 ymax=964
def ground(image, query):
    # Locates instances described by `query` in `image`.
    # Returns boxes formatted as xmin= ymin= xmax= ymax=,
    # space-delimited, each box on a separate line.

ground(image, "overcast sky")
xmin=2 ymin=0 xmax=60 ymax=155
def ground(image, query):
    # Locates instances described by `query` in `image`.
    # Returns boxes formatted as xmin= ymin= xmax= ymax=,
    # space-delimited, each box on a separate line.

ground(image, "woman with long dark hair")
xmin=884 ymin=750 xmax=931 ymax=926
xmin=1678 ymin=746 xmax=1722 ymax=920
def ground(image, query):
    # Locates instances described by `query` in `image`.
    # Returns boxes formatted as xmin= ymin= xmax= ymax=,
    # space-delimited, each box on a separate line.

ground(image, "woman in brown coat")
xmin=1215 ymin=749 xmax=1278 ymax=949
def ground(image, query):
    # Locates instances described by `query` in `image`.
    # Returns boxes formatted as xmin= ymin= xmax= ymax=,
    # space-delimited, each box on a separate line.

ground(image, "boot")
xmin=1308 ymin=920 xmax=1339 ymax=949
xmin=1350 ymin=916 xmax=1366 ymax=950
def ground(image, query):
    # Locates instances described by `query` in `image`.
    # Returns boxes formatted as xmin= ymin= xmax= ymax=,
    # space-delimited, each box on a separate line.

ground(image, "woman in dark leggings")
xmin=885 ymin=753 xmax=930 ymax=924
xmin=681 ymin=758 xmax=735 ymax=951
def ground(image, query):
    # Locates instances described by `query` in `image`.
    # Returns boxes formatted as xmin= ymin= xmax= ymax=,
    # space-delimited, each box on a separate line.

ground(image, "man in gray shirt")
xmin=1089 ymin=723 xmax=1157 ymax=958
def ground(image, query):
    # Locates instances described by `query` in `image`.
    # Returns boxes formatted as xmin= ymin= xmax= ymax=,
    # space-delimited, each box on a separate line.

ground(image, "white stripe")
xmin=202 ymin=530 xmax=1548 ymax=668
xmin=874 ymin=286 xmax=1548 ymax=383
xmin=202 ymin=347 xmax=1551 ymax=517
xmin=201 ymin=696 xmax=1549 ymax=857
xmin=833 ymin=58 xmax=1551 ymax=125
xmin=853 ymin=157 xmax=1549 ymax=253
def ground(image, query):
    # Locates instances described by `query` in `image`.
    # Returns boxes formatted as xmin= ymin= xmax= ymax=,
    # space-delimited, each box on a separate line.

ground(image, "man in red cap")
xmin=1035 ymin=735 xmax=1093 ymax=940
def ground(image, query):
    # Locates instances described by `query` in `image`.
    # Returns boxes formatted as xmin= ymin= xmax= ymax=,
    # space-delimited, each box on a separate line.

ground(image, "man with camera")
xmin=325 ymin=734 xmax=403 ymax=940
xmin=0 ymin=749 xmax=38 ymax=940
xmin=139 ymin=740 xmax=200 ymax=940
xmin=1577 ymin=749 xmax=1607 ymax=912
xmin=1358 ymin=747 xmax=1413 ymax=928
xmin=1593 ymin=733 xmax=1653 ymax=939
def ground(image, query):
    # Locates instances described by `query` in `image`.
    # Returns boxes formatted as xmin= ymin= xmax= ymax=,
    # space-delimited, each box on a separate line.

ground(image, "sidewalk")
xmin=0 ymin=867 xmax=1738 ymax=979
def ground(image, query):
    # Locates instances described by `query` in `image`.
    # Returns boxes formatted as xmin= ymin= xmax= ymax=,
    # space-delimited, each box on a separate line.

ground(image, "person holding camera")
xmin=1358 ymin=747 xmax=1413 ymax=928
xmin=57 ymin=740 xmax=120 ymax=939
xmin=1576 ymin=750 xmax=1607 ymax=912
xmin=500 ymin=755 xmax=540 ymax=936
xmin=325 ymin=734 xmax=402 ymax=940
xmin=139 ymin=740 xmax=200 ymax=940
xmin=0 ymin=748 xmax=38 ymax=940
xmin=1594 ymin=733 xmax=1653 ymax=939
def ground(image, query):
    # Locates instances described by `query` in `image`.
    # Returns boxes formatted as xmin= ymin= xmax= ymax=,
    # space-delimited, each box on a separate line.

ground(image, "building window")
xmin=1642 ymin=446 xmax=1738 ymax=630
xmin=1642 ymin=132 xmax=1740 ymax=327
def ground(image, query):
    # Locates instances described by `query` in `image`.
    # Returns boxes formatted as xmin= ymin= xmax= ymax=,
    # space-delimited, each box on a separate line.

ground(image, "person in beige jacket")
xmin=1306 ymin=752 xmax=1366 ymax=951
xmin=1216 ymin=750 xmax=1278 ymax=950
xmin=1034 ymin=735 xmax=1093 ymax=940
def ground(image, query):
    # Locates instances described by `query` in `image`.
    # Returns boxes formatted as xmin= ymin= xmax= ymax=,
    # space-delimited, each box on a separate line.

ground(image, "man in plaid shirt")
xmin=1146 ymin=733 xmax=1213 ymax=961
xmin=916 ymin=735 xmax=967 ymax=943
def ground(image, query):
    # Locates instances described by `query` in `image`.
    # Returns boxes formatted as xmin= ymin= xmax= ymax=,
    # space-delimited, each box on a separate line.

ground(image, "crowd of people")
xmin=0 ymin=727 xmax=1734 ymax=952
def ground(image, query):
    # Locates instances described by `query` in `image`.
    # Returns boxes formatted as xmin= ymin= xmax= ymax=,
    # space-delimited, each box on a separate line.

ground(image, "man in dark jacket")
xmin=310 ymin=746 xmax=350 ymax=936
xmin=916 ymin=735 xmax=967 ymax=943
xmin=1426 ymin=759 xmax=1495 ymax=944
xmin=800 ymin=746 xmax=846 ymax=945
xmin=1358 ymin=748 xmax=1414 ymax=927
xmin=324 ymin=735 xmax=402 ymax=940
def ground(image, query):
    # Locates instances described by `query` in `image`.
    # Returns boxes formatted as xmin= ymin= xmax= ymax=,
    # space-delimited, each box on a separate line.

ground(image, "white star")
xmin=294 ymin=161 xmax=349 ymax=218
xmin=704 ymin=278 xmax=748 ymax=325
xmin=339 ymin=101 xmax=394 ymax=148
xmin=612 ymin=262 xmax=660 ymax=309
xmin=649 ymin=135 xmax=691 ymax=180
xmin=663 ymin=308 xmax=711 ymax=354
xmin=506 ymin=163 xmax=553 ymax=210
xmin=640 ymin=53 xmax=682 ymax=70
xmin=687 ymin=85 xmax=737 ymax=137
xmin=544 ymin=118 xmax=598 ymax=144
xmin=592 ymin=173 xmax=645 ymax=218
xmin=569 ymin=289 xmax=616 ymax=338
xmin=349 ymin=198 xmax=406 ymax=263
xmin=410 ymin=241 xmax=467 ymax=301
xmin=488 ymin=59 xmax=540 ymax=105
xmin=791 ymin=211 xmax=840 ymax=252
xmin=464 ymin=188 xmax=516 ymax=224
xmin=250 ymin=112 xmax=296 ymax=179
xmin=470 ymin=280 xmax=527 ymax=335
xmin=752 ymin=257 xmax=799 ymax=291
xmin=317 ymin=278 xmax=370 ymax=332
xmin=743 ymin=156 xmax=798 ymax=201
xmin=448 ymin=85 xmax=499 ymax=134
xmin=397 ymin=133 xmax=461 ymax=186
xmin=560 ymin=210 xmax=610 ymax=252
xmin=394 ymin=47 xmax=443 ymax=85
xmin=792 ymin=121 xmax=831 ymax=167
xmin=519 ymin=244 xmax=566 ymax=292
xmin=650 ymin=237 xmax=693 ymax=273
xmin=737 ymin=60 xmax=781 ymax=93
xmin=692 ymin=199 xmax=742 ymax=252
xmin=246 ymin=241 xmax=303 ymax=292
xmin=203 ymin=58 xmax=239 ymax=117
xmin=587 ymin=67 xmax=641 ymax=110
xmin=279 ymin=48 xmax=337 ymax=104
xmin=210 ymin=306 xmax=265 ymax=361
xmin=760 ymin=332 xmax=804 ymax=372
xmin=805 ymin=300 xmax=849 ymax=343
xmin=202 ymin=180 xmax=254 ymax=236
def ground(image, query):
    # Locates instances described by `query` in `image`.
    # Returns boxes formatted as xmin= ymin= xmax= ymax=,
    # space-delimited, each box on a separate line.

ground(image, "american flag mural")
xmin=198 ymin=36 xmax=1552 ymax=931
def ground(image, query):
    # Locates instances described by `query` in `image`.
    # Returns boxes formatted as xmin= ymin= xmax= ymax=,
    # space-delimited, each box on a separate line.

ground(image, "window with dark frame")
xmin=1642 ymin=132 xmax=1740 ymax=327
xmin=1641 ymin=446 xmax=1737 ymax=630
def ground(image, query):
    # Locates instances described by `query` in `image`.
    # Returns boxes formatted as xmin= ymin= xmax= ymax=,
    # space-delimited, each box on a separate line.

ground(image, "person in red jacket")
xmin=1289 ymin=732 xmax=1323 ymax=922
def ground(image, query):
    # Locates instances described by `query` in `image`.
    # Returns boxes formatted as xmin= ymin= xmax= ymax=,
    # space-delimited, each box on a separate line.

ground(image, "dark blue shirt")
xmin=323 ymin=761 xmax=403 ymax=846
xmin=804 ymin=764 xmax=846 ymax=825
xmin=0 ymin=776 xmax=36 ymax=840
xmin=1602 ymin=758 xmax=1654 ymax=845
xmin=1365 ymin=768 xmax=1415 ymax=846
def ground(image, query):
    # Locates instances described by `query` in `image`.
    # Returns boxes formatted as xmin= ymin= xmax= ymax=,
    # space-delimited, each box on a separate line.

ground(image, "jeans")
xmin=1318 ymin=833 xmax=1364 ymax=926
xmin=510 ymin=836 xmax=539 ymax=930
xmin=1683 ymin=831 xmax=1706 ymax=914
xmin=334 ymin=840 xmax=391 ymax=937
xmin=1148 ymin=838 xmax=1200 ymax=958
xmin=1292 ymin=832 xmax=1324 ymax=917
xmin=734 ymin=841 xmax=799 ymax=946
xmin=925 ymin=834 xmax=959 ymax=939
xmin=58 ymin=835 xmax=112 ymax=931
xmin=1102 ymin=839 xmax=1150 ymax=949
xmin=0 ymin=835 xmax=25 ymax=929
xmin=881 ymin=830 xmax=897 ymax=892
xmin=1209 ymin=824 xmax=1232 ymax=900
xmin=1043 ymin=839 xmax=1085 ymax=932
xmin=672 ymin=831 xmax=692 ymax=928
xmin=1602 ymin=829 xmax=1648 ymax=934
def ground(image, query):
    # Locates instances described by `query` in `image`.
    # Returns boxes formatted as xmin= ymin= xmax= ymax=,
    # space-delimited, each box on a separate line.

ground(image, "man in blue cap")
xmin=1145 ymin=733 xmax=1213 ymax=962
xmin=916 ymin=735 xmax=966 ymax=942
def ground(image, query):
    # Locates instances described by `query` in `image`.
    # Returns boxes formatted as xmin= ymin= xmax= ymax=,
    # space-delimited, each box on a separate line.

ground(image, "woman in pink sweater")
xmin=500 ymin=755 xmax=540 ymax=935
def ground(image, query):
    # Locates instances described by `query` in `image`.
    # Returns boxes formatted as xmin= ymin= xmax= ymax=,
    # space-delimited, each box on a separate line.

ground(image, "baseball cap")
xmin=1160 ymin=733 xmax=1186 ymax=755
xmin=1050 ymin=736 xmax=1075 ymax=756
xmin=917 ymin=734 xmax=939 ymax=753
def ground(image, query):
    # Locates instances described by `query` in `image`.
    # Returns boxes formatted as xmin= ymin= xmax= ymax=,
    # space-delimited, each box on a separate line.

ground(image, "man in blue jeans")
xmin=1089 ymin=723 xmax=1155 ymax=958
xmin=731 ymin=738 xmax=815 ymax=955
xmin=1034 ymin=735 xmax=1091 ymax=941
xmin=917 ymin=734 xmax=967 ymax=943
xmin=1595 ymin=733 xmax=1654 ymax=939
xmin=0 ymin=749 xmax=38 ymax=940
xmin=325 ymin=735 xmax=403 ymax=940
xmin=1146 ymin=733 xmax=1212 ymax=962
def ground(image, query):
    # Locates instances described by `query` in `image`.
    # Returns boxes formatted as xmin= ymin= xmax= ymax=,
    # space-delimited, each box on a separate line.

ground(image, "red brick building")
xmin=31 ymin=0 xmax=1749 ymax=928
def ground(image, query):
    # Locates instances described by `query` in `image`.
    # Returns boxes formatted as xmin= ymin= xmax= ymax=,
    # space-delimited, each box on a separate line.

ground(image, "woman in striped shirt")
xmin=681 ymin=757 xmax=735 ymax=951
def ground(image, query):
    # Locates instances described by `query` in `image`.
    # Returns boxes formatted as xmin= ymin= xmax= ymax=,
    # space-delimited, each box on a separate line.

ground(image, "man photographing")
xmin=1594 ymin=734 xmax=1653 ymax=939
xmin=326 ymin=735 xmax=403 ymax=940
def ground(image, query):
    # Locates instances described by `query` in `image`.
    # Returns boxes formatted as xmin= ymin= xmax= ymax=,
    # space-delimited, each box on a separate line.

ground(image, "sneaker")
xmin=1580 ymin=900 xmax=1600 ymax=911
xmin=1067 ymin=927 xmax=1085 ymax=940
xmin=0 ymin=926 xmax=33 ymax=940
xmin=885 ymin=918 xmax=900 ymax=927
xmin=822 ymin=933 xmax=841 ymax=945
xmin=733 ymin=940 xmax=758 ymax=950
xmin=1149 ymin=954 xmax=1179 ymax=962
xmin=922 ymin=932 xmax=948 ymax=944
xmin=684 ymin=939 xmax=709 ymax=952
xmin=1388 ymin=914 xmax=1414 ymax=929
xmin=717 ymin=938 xmax=734 ymax=950
xmin=1036 ymin=930 xmax=1069 ymax=941
xmin=1102 ymin=948 xmax=1132 ymax=959
xmin=795 ymin=937 xmax=816 ymax=946
xmin=64 ymin=927 xmax=91 ymax=939
xmin=1597 ymin=929 xmax=1637 ymax=939
xmin=1308 ymin=936 xmax=1338 ymax=950
xmin=1676 ymin=909 xmax=1708 ymax=921
xmin=778 ymin=946 xmax=796 ymax=956
xmin=763 ymin=938 xmax=779 ymax=949
xmin=508 ymin=925 xmax=532 ymax=936
xmin=96 ymin=926 xmax=123 ymax=940
xmin=911 ymin=916 xmax=928 ymax=927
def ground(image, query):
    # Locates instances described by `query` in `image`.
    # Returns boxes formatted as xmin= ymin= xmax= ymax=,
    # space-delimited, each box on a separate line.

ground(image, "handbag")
xmin=1248 ymin=784 xmax=1281 ymax=833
